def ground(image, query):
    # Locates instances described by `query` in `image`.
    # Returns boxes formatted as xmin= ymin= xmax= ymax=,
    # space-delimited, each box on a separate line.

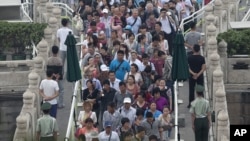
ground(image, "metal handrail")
xmin=173 ymin=81 xmax=179 ymax=141
xmin=21 ymin=2 xmax=33 ymax=22
xmin=242 ymin=7 xmax=250 ymax=21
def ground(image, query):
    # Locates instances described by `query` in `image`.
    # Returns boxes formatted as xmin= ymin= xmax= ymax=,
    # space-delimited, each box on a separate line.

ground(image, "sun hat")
xmin=123 ymin=97 xmax=132 ymax=103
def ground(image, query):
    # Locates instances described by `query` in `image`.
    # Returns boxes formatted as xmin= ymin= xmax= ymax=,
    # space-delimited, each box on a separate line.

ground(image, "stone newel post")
xmin=217 ymin=110 xmax=230 ymax=141
xmin=53 ymin=8 xmax=62 ymax=28
xmin=214 ymin=0 xmax=223 ymax=32
xmin=218 ymin=40 xmax=228 ymax=83
xmin=209 ymin=53 xmax=220 ymax=97
xmin=33 ymin=56 xmax=44 ymax=78
xmin=37 ymin=39 xmax=49 ymax=63
xmin=46 ymin=2 xmax=54 ymax=21
xmin=28 ymin=70 xmax=40 ymax=115
xmin=48 ymin=17 xmax=58 ymax=46
xmin=44 ymin=26 xmax=53 ymax=56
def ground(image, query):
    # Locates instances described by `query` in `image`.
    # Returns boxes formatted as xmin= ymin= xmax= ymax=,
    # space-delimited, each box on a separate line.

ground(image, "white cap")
xmin=102 ymin=9 xmax=109 ymax=13
xmin=123 ymin=97 xmax=131 ymax=103
xmin=100 ymin=64 xmax=109 ymax=71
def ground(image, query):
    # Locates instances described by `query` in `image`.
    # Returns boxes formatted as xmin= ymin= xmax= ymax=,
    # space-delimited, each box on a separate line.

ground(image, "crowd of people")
xmin=36 ymin=0 xmax=212 ymax=141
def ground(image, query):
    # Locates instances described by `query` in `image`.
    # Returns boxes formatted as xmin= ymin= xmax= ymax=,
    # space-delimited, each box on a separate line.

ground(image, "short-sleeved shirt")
xmin=184 ymin=31 xmax=201 ymax=52
xmin=36 ymin=115 xmax=58 ymax=137
xmin=47 ymin=57 xmax=63 ymax=66
xmin=109 ymin=59 xmax=130 ymax=81
xmin=113 ymin=92 xmax=133 ymax=109
xmin=40 ymin=79 xmax=59 ymax=105
xmin=189 ymin=97 xmax=210 ymax=118
xmin=140 ymin=119 xmax=161 ymax=139
xmin=188 ymin=55 xmax=205 ymax=74
xmin=126 ymin=16 xmax=142 ymax=35
xmin=56 ymin=27 xmax=73 ymax=51
xmin=98 ymin=131 xmax=120 ymax=141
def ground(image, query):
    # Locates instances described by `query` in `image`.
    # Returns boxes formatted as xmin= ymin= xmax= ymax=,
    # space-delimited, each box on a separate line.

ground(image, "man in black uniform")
xmin=187 ymin=44 xmax=206 ymax=108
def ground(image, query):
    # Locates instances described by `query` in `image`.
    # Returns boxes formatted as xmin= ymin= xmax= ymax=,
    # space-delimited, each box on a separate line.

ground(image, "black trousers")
xmin=189 ymin=75 xmax=204 ymax=105
xmin=194 ymin=117 xmax=209 ymax=141
xmin=166 ymin=33 xmax=174 ymax=56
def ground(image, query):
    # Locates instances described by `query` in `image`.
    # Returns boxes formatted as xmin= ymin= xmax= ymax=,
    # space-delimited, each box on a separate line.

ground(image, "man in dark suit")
xmin=73 ymin=0 xmax=85 ymax=17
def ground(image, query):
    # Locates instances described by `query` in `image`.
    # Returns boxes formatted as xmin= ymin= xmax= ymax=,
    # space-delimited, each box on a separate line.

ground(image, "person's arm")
xmin=191 ymin=113 xmax=196 ymax=131
xmin=189 ymin=67 xmax=196 ymax=76
xmin=197 ymin=63 xmax=206 ymax=78
xmin=39 ymin=89 xmax=47 ymax=100
xmin=36 ymin=132 xmax=40 ymax=141
xmin=53 ymin=119 xmax=59 ymax=141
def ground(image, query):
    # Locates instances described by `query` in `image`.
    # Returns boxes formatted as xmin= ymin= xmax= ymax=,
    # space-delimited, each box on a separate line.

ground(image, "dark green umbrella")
xmin=171 ymin=31 xmax=189 ymax=81
xmin=65 ymin=31 xmax=82 ymax=82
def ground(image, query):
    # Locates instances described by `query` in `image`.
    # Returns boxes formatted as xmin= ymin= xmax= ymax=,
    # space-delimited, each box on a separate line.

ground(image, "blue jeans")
xmin=57 ymin=80 xmax=64 ymax=107
xmin=50 ymin=104 xmax=58 ymax=118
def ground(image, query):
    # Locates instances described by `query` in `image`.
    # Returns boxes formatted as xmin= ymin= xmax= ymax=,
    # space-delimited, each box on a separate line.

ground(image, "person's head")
xmin=195 ymin=84 xmax=204 ymax=97
xmin=102 ymin=8 xmax=109 ymax=17
xmin=154 ymin=75 xmax=161 ymax=85
xmin=108 ymin=71 xmax=116 ymax=81
xmin=51 ymin=46 xmax=59 ymax=55
xmin=124 ymin=132 xmax=133 ymax=141
xmin=61 ymin=18 xmax=68 ymax=26
xmin=132 ymin=9 xmax=139 ymax=18
xmin=94 ymin=54 xmax=101 ymax=63
xmin=88 ymin=43 xmax=95 ymax=54
xmin=155 ymin=22 xmax=162 ymax=32
xmin=136 ymin=108 xmax=145 ymax=120
xmin=160 ymin=8 xmax=167 ymax=18
xmin=163 ymin=106 xmax=170 ymax=115
xmin=103 ymin=79 xmax=110 ymax=90
xmin=119 ymin=81 xmax=127 ymax=92
xmin=146 ymin=111 xmax=154 ymax=122
xmin=83 ymin=101 xmax=93 ymax=112
xmin=94 ymin=12 xmax=101 ymax=22
xmin=85 ymin=118 xmax=94 ymax=128
xmin=121 ymin=117 xmax=130 ymax=128
xmin=100 ymin=46 xmax=108 ymax=55
xmin=149 ymin=135 xmax=158 ymax=141
xmin=119 ymin=3 xmax=126 ymax=12
xmin=138 ymin=34 xmax=146 ymax=44
xmin=153 ymin=49 xmax=159 ymax=57
xmin=159 ymin=31 xmax=165 ymax=41
xmin=142 ymin=53 xmax=149 ymax=63
xmin=148 ymin=13 xmax=155 ymax=20
xmin=137 ymin=92 xmax=146 ymax=103
xmin=127 ymin=0 xmax=134 ymax=7
xmin=90 ymin=21 xmax=97 ymax=30
xmin=139 ymin=25 xmax=148 ymax=35
xmin=123 ymin=97 xmax=132 ymax=109
xmin=146 ymin=2 xmax=154 ymax=12
xmin=107 ymin=102 xmax=116 ymax=113
xmin=152 ymin=35 xmax=160 ymax=47
xmin=86 ymin=79 xmax=95 ymax=90
xmin=152 ymin=87 xmax=161 ymax=99
xmin=79 ymin=0 xmax=84 ymax=6
xmin=159 ymin=79 xmax=166 ymax=87
xmin=128 ymin=32 xmax=135 ymax=42
xmin=104 ymin=121 xmax=112 ymax=133
xmin=114 ymin=7 xmax=120 ymax=16
xmin=46 ymin=69 xmax=54 ymax=78
xmin=85 ymin=4 xmax=91 ymax=12
xmin=131 ymin=63 xmax=139 ymax=73
xmin=130 ymin=50 xmax=138 ymax=60
xmin=163 ymin=2 xmax=169 ymax=10
xmin=41 ymin=102 xmax=51 ymax=114
xmin=87 ymin=13 xmax=93 ymax=21
xmin=169 ymin=0 xmax=176 ymax=9
xmin=87 ymin=56 xmax=94 ymax=65
xmin=139 ymin=2 xmax=146 ymax=11
xmin=136 ymin=126 xmax=146 ymax=138
xmin=117 ymin=50 xmax=125 ymax=61
xmin=127 ymin=75 xmax=136 ymax=84
xmin=193 ymin=44 xmax=200 ymax=53
xmin=113 ymin=40 xmax=121 ymax=50
xmin=120 ymin=44 xmax=129 ymax=55
xmin=190 ymin=21 xmax=197 ymax=30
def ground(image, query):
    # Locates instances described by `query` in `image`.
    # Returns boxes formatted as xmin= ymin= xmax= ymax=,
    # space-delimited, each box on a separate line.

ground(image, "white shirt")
xmin=129 ymin=59 xmax=144 ymax=72
xmin=160 ymin=17 xmax=172 ymax=34
xmin=185 ymin=0 xmax=193 ymax=16
xmin=109 ymin=0 xmax=121 ymax=5
xmin=141 ymin=62 xmax=156 ymax=71
xmin=117 ymin=106 xmax=136 ymax=125
xmin=109 ymin=78 xmax=121 ymax=91
xmin=56 ymin=27 xmax=73 ymax=51
xmin=98 ymin=131 xmax=120 ymax=141
xmin=39 ymin=79 xmax=59 ymax=105
xmin=77 ymin=111 xmax=97 ymax=127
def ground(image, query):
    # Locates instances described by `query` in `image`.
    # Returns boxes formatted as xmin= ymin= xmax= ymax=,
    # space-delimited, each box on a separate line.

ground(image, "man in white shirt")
xmin=127 ymin=9 xmax=142 ymax=35
xmin=98 ymin=121 xmax=120 ymax=141
xmin=56 ymin=18 xmax=73 ymax=71
xmin=129 ymin=51 xmax=144 ymax=72
xmin=117 ymin=97 xmax=136 ymax=125
xmin=108 ymin=71 xmax=121 ymax=91
xmin=39 ymin=70 xmax=59 ymax=118
xmin=141 ymin=53 xmax=156 ymax=72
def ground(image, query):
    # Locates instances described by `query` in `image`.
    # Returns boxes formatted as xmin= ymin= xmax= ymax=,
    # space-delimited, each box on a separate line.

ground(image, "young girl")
xmin=158 ymin=106 xmax=172 ymax=141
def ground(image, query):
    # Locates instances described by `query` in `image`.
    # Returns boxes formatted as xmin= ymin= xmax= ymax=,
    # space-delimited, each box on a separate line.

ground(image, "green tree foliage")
xmin=0 ymin=22 xmax=47 ymax=54
xmin=217 ymin=29 xmax=250 ymax=55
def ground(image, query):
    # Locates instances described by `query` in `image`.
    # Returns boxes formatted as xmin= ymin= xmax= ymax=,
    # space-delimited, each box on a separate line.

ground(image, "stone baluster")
xmin=23 ymin=90 xmax=34 ymax=110
xmin=46 ymin=2 xmax=54 ymax=21
xmin=53 ymin=8 xmax=62 ymax=28
xmin=213 ymin=67 xmax=223 ymax=107
xmin=39 ymin=0 xmax=47 ymax=22
xmin=214 ymin=0 xmax=223 ymax=32
xmin=217 ymin=110 xmax=230 ymax=141
xmin=207 ymin=37 xmax=218 ymax=61
xmin=37 ymin=39 xmax=49 ymax=64
xmin=28 ymin=70 xmax=41 ymax=117
xmin=44 ymin=26 xmax=53 ymax=56
xmin=218 ymin=40 xmax=228 ymax=83
xmin=205 ymin=22 xmax=216 ymax=56
xmin=33 ymin=56 xmax=44 ymax=78
xmin=48 ymin=17 xmax=58 ymax=46
xmin=221 ymin=135 xmax=229 ymax=141
xmin=33 ymin=0 xmax=40 ymax=22
xmin=203 ymin=4 xmax=214 ymax=36
xmin=210 ymin=54 xmax=221 ymax=100
xmin=15 ymin=115 xmax=28 ymax=140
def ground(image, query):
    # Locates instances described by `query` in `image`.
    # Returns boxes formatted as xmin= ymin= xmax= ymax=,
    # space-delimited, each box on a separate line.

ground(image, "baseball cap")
xmin=104 ymin=121 xmax=112 ymax=127
xmin=195 ymin=84 xmax=204 ymax=92
xmin=102 ymin=8 xmax=109 ymax=13
xmin=123 ymin=97 xmax=132 ymax=103
xmin=41 ymin=102 xmax=51 ymax=110
xmin=123 ymin=25 xmax=132 ymax=31
xmin=100 ymin=64 xmax=109 ymax=71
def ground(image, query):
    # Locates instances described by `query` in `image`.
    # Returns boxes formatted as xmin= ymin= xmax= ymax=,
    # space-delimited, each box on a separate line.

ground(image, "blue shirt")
xmin=110 ymin=59 xmax=130 ymax=81
xmin=144 ymin=109 xmax=162 ymax=119
xmin=126 ymin=16 xmax=142 ymax=35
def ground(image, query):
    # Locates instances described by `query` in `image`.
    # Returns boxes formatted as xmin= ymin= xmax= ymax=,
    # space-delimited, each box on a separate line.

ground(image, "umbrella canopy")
xmin=65 ymin=31 xmax=82 ymax=82
xmin=171 ymin=31 xmax=189 ymax=81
